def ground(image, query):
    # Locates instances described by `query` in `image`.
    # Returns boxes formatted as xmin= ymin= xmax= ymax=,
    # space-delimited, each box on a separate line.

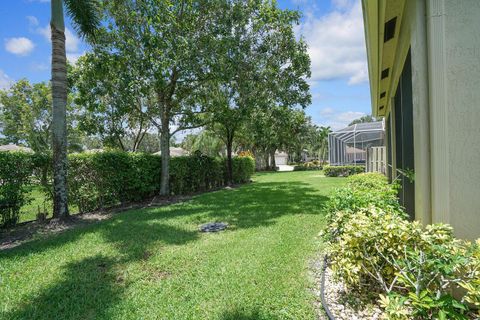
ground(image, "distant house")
xmin=362 ymin=0 xmax=480 ymax=240
xmin=154 ymin=147 xmax=188 ymax=157
xmin=0 ymin=144 xmax=33 ymax=153
xmin=274 ymin=151 xmax=288 ymax=165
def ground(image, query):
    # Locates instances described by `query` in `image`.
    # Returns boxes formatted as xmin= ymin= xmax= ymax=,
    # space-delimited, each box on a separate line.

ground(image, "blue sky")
xmin=0 ymin=0 xmax=372 ymax=130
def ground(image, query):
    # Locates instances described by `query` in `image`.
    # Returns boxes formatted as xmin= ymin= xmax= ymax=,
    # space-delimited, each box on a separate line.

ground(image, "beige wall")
xmin=443 ymin=0 xmax=480 ymax=240
xmin=427 ymin=0 xmax=480 ymax=240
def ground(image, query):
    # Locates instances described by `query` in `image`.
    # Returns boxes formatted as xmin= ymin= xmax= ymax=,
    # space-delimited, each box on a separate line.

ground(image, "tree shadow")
xmin=3 ymin=255 xmax=122 ymax=320
xmin=2 ymin=180 xmax=328 ymax=259
xmin=0 ymin=178 xmax=332 ymax=318
xmin=219 ymin=308 xmax=279 ymax=320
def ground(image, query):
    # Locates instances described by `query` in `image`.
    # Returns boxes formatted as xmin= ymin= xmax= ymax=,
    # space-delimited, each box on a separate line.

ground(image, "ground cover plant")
xmin=324 ymin=173 xmax=480 ymax=319
xmin=0 ymin=171 xmax=346 ymax=319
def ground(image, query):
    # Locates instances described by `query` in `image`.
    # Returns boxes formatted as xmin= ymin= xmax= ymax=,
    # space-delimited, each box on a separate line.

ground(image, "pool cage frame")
xmin=328 ymin=120 xmax=385 ymax=166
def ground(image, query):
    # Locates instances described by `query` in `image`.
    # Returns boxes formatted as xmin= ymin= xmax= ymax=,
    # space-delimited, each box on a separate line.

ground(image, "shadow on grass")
xmin=219 ymin=308 xmax=279 ymax=320
xmin=1 ymin=179 xmax=330 ymax=319
xmin=5 ymin=255 xmax=122 ymax=320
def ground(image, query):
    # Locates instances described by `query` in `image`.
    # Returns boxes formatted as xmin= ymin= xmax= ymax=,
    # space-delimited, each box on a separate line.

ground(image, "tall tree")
xmin=207 ymin=0 xmax=311 ymax=181
xmin=0 ymin=79 xmax=83 ymax=153
xmin=50 ymin=0 xmax=100 ymax=218
xmin=72 ymin=54 xmax=154 ymax=152
xmin=92 ymin=0 xmax=227 ymax=195
xmin=318 ymin=126 xmax=332 ymax=164
xmin=349 ymin=115 xmax=376 ymax=126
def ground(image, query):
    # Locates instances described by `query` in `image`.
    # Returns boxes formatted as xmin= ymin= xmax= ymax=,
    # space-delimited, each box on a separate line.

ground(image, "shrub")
xmin=325 ymin=173 xmax=404 ymax=239
xmin=323 ymin=165 xmax=365 ymax=177
xmin=231 ymin=156 xmax=255 ymax=184
xmin=0 ymin=152 xmax=34 ymax=227
xmin=0 ymin=151 xmax=256 ymax=224
xmin=68 ymin=152 xmax=254 ymax=212
xmin=460 ymin=240 xmax=480 ymax=316
xmin=329 ymin=208 xmax=473 ymax=319
xmin=68 ymin=152 xmax=162 ymax=212
xmin=293 ymin=162 xmax=322 ymax=171
xmin=325 ymin=173 xmax=480 ymax=319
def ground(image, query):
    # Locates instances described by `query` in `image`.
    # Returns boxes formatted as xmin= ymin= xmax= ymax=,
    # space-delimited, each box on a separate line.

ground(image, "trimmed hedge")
xmin=0 ymin=151 xmax=255 ymax=225
xmin=0 ymin=152 xmax=34 ymax=226
xmin=293 ymin=161 xmax=323 ymax=171
xmin=323 ymin=165 xmax=365 ymax=177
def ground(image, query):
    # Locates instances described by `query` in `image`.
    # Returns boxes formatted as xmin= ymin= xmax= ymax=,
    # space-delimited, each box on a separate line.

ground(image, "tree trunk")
xmin=159 ymin=106 xmax=170 ymax=196
xmin=51 ymin=0 xmax=69 ymax=219
xmin=264 ymin=152 xmax=270 ymax=171
xmin=270 ymin=149 xmax=276 ymax=171
xmin=226 ymin=130 xmax=234 ymax=185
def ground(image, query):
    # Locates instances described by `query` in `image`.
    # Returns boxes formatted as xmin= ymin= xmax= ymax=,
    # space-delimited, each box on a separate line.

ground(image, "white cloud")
xmin=37 ymin=25 xmax=80 ymax=53
xmin=320 ymin=107 xmax=335 ymax=116
xmin=4 ymin=37 xmax=35 ymax=56
xmin=0 ymin=70 xmax=12 ymax=90
xmin=296 ymin=0 xmax=368 ymax=85
xmin=319 ymin=109 xmax=366 ymax=130
xmin=26 ymin=16 xmax=39 ymax=27
xmin=67 ymin=52 xmax=85 ymax=64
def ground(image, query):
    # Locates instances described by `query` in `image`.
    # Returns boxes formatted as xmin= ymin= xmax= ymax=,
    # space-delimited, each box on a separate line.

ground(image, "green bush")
xmin=231 ymin=156 xmax=255 ymax=184
xmin=68 ymin=152 xmax=254 ymax=212
xmin=325 ymin=173 xmax=480 ymax=319
xmin=68 ymin=152 xmax=162 ymax=212
xmin=0 ymin=152 xmax=35 ymax=227
xmin=0 ymin=151 xmax=255 ymax=224
xmin=293 ymin=162 xmax=322 ymax=171
xmin=323 ymin=165 xmax=365 ymax=177
xmin=325 ymin=173 xmax=404 ymax=239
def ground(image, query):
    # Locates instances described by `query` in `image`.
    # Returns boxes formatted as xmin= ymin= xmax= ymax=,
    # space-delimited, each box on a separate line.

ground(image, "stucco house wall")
xmin=362 ymin=0 xmax=480 ymax=240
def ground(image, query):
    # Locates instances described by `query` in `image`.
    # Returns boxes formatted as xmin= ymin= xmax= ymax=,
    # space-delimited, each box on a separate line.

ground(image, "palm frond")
xmin=63 ymin=0 xmax=101 ymax=41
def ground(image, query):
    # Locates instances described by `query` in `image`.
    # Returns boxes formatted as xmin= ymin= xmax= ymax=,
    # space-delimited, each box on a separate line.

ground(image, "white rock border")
xmin=311 ymin=255 xmax=384 ymax=320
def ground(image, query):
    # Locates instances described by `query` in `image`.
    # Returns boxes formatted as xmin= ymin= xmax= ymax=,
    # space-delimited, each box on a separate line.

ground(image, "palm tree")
xmin=318 ymin=126 xmax=331 ymax=165
xmin=51 ymin=0 xmax=100 ymax=219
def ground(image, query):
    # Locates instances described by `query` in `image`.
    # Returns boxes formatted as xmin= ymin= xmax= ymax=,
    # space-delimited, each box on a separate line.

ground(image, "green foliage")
xmin=0 ymin=172 xmax=346 ymax=319
xmin=0 ymin=152 xmax=34 ymax=227
xmin=325 ymin=173 xmax=480 ymax=319
xmin=325 ymin=173 xmax=403 ymax=239
xmin=459 ymin=240 xmax=480 ymax=316
xmin=0 ymin=152 xmax=255 ymax=224
xmin=68 ymin=152 xmax=161 ymax=212
xmin=231 ymin=156 xmax=255 ymax=184
xmin=323 ymin=165 xmax=365 ymax=177
xmin=68 ymin=152 xmax=254 ymax=212
xmin=293 ymin=162 xmax=322 ymax=171
xmin=169 ymin=154 xmax=224 ymax=195
xmin=348 ymin=115 xmax=376 ymax=126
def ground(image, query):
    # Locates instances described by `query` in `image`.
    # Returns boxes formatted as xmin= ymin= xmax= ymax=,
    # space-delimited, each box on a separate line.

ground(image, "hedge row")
xmin=323 ymin=165 xmax=365 ymax=177
xmin=293 ymin=161 xmax=323 ymax=171
xmin=325 ymin=173 xmax=480 ymax=319
xmin=0 ymin=151 xmax=255 ymax=226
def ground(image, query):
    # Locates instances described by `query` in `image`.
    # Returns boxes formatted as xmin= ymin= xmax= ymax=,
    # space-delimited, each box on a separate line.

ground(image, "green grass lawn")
xmin=20 ymin=186 xmax=79 ymax=223
xmin=0 ymin=171 xmax=346 ymax=320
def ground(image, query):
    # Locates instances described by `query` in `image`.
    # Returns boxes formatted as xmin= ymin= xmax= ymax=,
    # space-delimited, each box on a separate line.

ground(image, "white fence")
xmin=367 ymin=146 xmax=386 ymax=174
